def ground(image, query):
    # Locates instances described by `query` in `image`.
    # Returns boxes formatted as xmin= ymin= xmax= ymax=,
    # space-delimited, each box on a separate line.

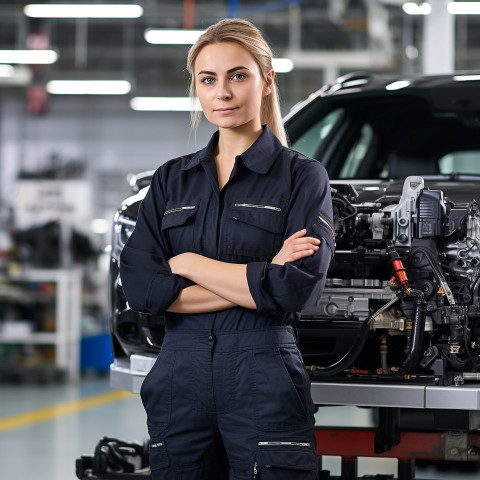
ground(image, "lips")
xmin=214 ymin=107 xmax=238 ymax=113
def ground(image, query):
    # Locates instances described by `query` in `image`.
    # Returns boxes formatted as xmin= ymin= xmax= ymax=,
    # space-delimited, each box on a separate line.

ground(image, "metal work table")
xmin=111 ymin=356 xmax=480 ymax=411
xmin=310 ymin=381 xmax=480 ymax=410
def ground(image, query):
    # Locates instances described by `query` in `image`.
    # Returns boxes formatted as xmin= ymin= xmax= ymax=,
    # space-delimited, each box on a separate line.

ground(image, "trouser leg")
xmin=140 ymin=347 xmax=229 ymax=480
xmin=216 ymin=340 xmax=318 ymax=479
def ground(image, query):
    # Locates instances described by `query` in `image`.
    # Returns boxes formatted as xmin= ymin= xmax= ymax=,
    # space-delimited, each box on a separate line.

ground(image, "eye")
xmin=232 ymin=73 xmax=247 ymax=81
xmin=200 ymin=76 xmax=215 ymax=85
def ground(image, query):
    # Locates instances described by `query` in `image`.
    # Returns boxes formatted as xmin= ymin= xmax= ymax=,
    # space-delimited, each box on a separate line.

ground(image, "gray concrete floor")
xmin=0 ymin=375 xmax=479 ymax=480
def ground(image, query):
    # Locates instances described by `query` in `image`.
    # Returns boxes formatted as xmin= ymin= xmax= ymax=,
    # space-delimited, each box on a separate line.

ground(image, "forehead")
xmin=194 ymin=42 xmax=259 ymax=73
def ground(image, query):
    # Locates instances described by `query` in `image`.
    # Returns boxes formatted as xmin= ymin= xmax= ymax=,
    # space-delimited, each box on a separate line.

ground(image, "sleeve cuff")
xmin=246 ymin=261 xmax=279 ymax=314
xmin=146 ymin=274 xmax=195 ymax=314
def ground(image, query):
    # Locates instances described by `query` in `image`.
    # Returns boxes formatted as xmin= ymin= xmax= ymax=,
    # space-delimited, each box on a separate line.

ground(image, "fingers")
xmin=285 ymin=236 xmax=321 ymax=249
xmin=289 ymin=229 xmax=308 ymax=240
xmin=279 ymin=237 xmax=322 ymax=263
xmin=271 ymin=229 xmax=322 ymax=266
xmin=287 ymin=249 xmax=316 ymax=262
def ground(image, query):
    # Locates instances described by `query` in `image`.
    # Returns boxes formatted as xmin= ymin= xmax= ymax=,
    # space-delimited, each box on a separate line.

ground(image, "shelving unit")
xmin=0 ymin=269 xmax=82 ymax=382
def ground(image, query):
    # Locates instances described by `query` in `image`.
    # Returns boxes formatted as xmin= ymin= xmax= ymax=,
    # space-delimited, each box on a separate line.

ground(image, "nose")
xmin=216 ymin=80 xmax=231 ymax=100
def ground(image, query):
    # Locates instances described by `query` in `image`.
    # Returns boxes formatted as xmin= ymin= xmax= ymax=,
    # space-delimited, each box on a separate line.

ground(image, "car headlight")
xmin=111 ymin=211 xmax=136 ymax=263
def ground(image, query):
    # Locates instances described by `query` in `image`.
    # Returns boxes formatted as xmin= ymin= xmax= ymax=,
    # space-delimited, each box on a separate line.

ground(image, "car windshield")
xmin=289 ymin=96 xmax=480 ymax=180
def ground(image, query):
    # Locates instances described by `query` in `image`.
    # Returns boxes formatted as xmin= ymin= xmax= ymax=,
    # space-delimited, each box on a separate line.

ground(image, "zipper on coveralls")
xmin=257 ymin=441 xmax=311 ymax=447
xmin=234 ymin=203 xmax=282 ymax=212
xmin=164 ymin=205 xmax=196 ymax=215
xmin=318 ymin=212 xmax=335 ymax=244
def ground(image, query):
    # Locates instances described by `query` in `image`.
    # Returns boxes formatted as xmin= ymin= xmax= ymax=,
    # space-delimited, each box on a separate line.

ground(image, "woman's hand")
xmin=272 ymin=229 xmax=321 ymax=266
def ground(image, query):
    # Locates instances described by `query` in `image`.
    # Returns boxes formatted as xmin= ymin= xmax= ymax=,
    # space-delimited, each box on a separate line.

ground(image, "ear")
xmin=263 ymin=69 xmax=275 ymax=96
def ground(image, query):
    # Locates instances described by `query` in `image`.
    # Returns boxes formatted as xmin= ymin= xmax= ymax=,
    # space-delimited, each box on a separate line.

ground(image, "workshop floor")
xmin=0 ymin=375 xmax=479 ymax=480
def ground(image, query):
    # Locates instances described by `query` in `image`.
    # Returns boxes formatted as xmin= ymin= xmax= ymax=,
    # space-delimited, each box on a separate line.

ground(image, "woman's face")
xmin=194 ymin=41 xmax=274 ymax=132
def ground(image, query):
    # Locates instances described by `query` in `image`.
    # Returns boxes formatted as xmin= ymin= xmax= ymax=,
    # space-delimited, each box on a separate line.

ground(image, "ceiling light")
xmin=273 ymin=58 xmax=294 ymax=73
xmin=130 ymin=97 xmax=202 ymax=111
xmin=24 ymin=4 xmax=143 ymax=18
xmin=144 ymin=29 xmax=205 ymax=45
xmin=0 ymin=65 xmax=15 ymax=77
xmin=46 ymin=80 xmax=131 ymax=95
xmin=448 ymin=2 xmax=480 ymax=14
xmin=0 ymin=50 xmax=58 ymax=64
xmin=385 ymin=80 xmax=411 ymax=90
xmin=454 ymin=74 xmax=480 ymax=81
xmin=402 ymin=2 xmax=431 ymax=15
xmin=0 ymin=65 xmax=32 ymax=85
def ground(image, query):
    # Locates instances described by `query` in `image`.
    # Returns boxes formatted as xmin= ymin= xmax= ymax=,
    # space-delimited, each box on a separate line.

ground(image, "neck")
xmin=216 ymin=123 xmax=263 ymax=161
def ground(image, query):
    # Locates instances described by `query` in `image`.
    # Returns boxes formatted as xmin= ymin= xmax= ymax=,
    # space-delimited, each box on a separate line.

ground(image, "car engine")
xmin=302 ymin=176 xmax=480 ymax=386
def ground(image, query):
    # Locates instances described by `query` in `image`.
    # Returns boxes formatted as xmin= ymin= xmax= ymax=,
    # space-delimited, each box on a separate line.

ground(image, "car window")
xmin=290 ymin=108 xmax=343 ymax=158
xmin=439 ymin=151 xmax=480 ymax=174
xmin=338 ymin=124 xmax=374 ymax=178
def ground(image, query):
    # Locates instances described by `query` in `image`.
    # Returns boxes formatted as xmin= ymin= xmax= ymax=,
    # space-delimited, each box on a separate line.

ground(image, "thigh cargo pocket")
xmin=254 ymin=441 xmax=318 ymax=479
xmin=148 ymin=436 xmax=169 ymax=473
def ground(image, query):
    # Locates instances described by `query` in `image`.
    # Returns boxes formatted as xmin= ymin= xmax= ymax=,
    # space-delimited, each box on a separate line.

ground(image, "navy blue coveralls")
xmin=120 ymin=125 xmax=334 ymax=479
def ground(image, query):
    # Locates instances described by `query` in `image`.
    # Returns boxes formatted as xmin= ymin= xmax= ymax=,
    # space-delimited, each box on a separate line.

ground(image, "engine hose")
xmin=309 ymin=296 xmax=400 ymax=377
xmin=412 ymin=247 xmax=455 ymax=306
xmin=309 ymin=314 xmax=372 ymax=377
xmin=397 ymin=289 xmax=427 ymax=374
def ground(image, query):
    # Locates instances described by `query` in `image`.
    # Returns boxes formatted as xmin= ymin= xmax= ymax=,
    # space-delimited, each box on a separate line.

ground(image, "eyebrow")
xmin=197 ymin=66 xmax=250 ymax=76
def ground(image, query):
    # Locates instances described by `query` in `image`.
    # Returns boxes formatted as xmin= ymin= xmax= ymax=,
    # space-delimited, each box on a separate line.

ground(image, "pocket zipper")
xmin=258 ymin=441 xmax=311 ymax=447
xmin=234 ymin=203 xmax=281 ymax=212
xmin=253 ymin=461 xmax=258 ymax=479
xmin=164 ymin=205 xmax=196 ymax=215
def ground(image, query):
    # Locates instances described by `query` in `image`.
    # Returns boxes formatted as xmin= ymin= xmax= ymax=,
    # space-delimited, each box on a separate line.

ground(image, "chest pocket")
xmin=229 ymin=201 xmax=285 ymax=261
xmin=161 ymin=200 xmax=199 ymax=256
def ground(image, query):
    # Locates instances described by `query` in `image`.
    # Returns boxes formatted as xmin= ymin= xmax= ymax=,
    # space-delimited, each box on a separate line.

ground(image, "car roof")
xmin=284 ymin=71 xmax=480 ymax=123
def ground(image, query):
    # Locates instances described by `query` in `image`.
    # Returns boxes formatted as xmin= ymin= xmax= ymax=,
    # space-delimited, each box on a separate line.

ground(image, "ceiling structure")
xmin=0 ymin=1 xmax=479 ymax=107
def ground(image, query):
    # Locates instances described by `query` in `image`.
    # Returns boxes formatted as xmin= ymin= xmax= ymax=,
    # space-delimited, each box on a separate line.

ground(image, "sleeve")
xmin=119 ymin=168 xmax=194 ymax=315
xmin=246 ymin=159 xmax=334 ymax=314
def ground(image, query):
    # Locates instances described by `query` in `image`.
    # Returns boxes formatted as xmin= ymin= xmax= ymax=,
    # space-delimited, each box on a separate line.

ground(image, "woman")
xmin=120 ymin=18 xmax=334 ymax=480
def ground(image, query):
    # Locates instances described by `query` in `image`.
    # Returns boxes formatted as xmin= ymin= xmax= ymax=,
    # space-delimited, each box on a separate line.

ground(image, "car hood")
xmin=332 ymin=177 xmax=480 ymax=205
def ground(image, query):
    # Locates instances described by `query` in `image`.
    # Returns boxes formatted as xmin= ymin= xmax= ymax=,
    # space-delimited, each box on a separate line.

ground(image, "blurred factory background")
xmin=0 ymin=2 xmax=480 ymax=479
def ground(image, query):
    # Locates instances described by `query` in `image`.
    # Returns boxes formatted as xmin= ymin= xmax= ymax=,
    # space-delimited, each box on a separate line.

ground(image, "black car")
xmin=109 ymin=72 xmax=480 ymax=393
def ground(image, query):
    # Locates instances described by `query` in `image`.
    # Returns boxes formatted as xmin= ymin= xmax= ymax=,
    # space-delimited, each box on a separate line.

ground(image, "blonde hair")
xmin=187 ymin=18 xmax=288 ymax=147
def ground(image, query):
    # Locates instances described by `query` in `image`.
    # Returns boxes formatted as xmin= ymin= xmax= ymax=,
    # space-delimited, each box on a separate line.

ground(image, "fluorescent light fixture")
xmin=46 ymin=80 xmax=131 ymax=95
xmin=0 ymin=65 xmax=15 ymax=77
xmin=402 ymin=2 xmax=431 ymax=15
xmin=0 ymin=50 xmax=58 ymax=64
xmin=448 ymin=2 xmax=480 ymax=14
xmin=24 ymin=4 xmax=143 ymax=18
xmin=454 ymin=74 xmax=480 ymax=81
xmin=385 ymin=80 xmax=411 ymax=91
xmin=130 ymin=97 xmax=202 ymax=111
xmin=0 ymin=65 xmax=32 ymax=85
xmin=144 ymin=29 xmax=205 ymax=45
xmin=273 ymin=58 xmax=294 ymax=73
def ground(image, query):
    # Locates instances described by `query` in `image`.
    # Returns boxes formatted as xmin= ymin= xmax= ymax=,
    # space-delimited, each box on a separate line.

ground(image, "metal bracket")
xmin=444 ymin=431 xmax=468 ymax=461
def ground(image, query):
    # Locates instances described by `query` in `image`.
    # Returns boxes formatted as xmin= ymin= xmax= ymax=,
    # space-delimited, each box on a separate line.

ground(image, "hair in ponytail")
xmin=186 ymin=18 xmax=288 ymax=147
